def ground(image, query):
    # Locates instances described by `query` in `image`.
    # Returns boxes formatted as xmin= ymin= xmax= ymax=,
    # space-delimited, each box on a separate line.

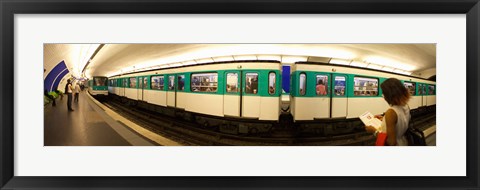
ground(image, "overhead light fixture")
xmin=350 ymin=61 xmax=368 ymax=68
xmin=182 ymin=60 xmax=197 ymax=66
xmin=381 ymin=67 xmax=395 ymax=72
xmin=257 ymin=55 xmax=281 ymax=62
xmin=367 ymin=64 xmax=383 ymax=70
xmin=212 ymin=56 xmax=234 ymax=62
xmin=329 ymin=58 xmax=351 ymax=65
xmin=195 ymin=58 xmax=214 ymax=64
xmin=281 ymin=55 xmax=308 ymax=63
xmin=364 ymin=56 xmax=416 ymax=71
xmin=233 ymin=55 xmax=257 ymax=61
xmin=393 ymin=70 xmax=412 ymax=75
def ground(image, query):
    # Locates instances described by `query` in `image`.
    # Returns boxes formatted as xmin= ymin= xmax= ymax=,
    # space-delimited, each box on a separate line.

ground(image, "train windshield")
xmin=94 ymin=77 xmax=108 ymax=86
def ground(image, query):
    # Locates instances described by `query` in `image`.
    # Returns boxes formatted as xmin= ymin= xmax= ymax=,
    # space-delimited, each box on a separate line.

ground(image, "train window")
xmin=114 ymin=79 xmax=117 ymax=87
xmin=418 ymin=84 xmax=427 ymax=95
xmin=354 ymin=77 xmax=378 ymax=96
xmin=168 ymin=76 xmax=175 ymax=90
xmin=334 ymin=76 xmax=346 ymax=96
xmin=403 ymin=82 xmax=416 ymax=95
xmin=315 ymin=75 xmax=328 ymax=96
xmin=138 ymin=77 xmax=143 ymax=88
xmin=226 ymin=73 xmax=238 ymax=93
xmin=94 ymin=77 xmax=107 ymax=86
xmin=177 ymin=75 xmax=185 ymax=91
xmin=151 ymin=76 xmax=164 ymax=90
xmin=191 ymin=73 xmax=218 ymax=92
xmin=143 ymin=77 xmax=148 ymax=89
xmin=129 ymin=77 xmax=137 ymax=88
xmin=268 ymin=72 xmax=276 ymax=95
xmin=123 ymin=78 xmax=128 ymax=88
xmin=299 ymin=73 xmax=306 ymax=96
xmin=245 ymin=73 xmax=259 ymax=94
xmin=428 ymin=85 xmax=435 ymax=95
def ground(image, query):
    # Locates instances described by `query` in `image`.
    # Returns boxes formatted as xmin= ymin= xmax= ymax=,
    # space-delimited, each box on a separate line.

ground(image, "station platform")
xmin=44 ymin=91 xmax=180 ymax=146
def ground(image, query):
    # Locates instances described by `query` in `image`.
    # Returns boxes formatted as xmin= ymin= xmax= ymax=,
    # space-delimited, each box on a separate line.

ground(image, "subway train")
xmin=106 ymin=61 xmax=436 ymax=136
xmin=87 ymin=76 xmax=109 ymax=96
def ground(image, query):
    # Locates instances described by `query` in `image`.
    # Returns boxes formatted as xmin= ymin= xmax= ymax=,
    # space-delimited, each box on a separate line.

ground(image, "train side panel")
xmin=259 ymin=97 xmax=280 ymax=120
xmin=185 ymin=93 xmax=223 ymax=117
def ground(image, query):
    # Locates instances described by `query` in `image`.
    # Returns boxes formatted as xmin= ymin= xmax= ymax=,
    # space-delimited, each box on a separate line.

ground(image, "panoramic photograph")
xmin=43 ymin=44 xmax=436 ymax=146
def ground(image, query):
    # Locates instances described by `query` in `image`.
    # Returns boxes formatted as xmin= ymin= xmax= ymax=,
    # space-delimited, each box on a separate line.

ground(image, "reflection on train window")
xmin=168 ymin=76 xmax=175 ymax=90
xmin=299 ymin=73 xmax=306 ymax=96
xmin=334 ymin=76 xmax=346 ymax=96
xmin=428 ymin=85 xmax=435 ymax=95
xmin=245 ymin=73 xmax=259 ymax=94
xmin=94 ymin=77 xmax=107 ymax=86
xmin=143 ymin=77 xmax=148 ymax=89
xmin=129 ymin=77 xmax=136 ymax=88
xmin=403 ymin=82 xmax=416 ymax=95
xmin=354 ymin=77 xmax=378 ymax=96
xmin=191 ymin=73 xmax=218 ymax=92
xmin=268 ymin=72 xmax=276 ymax=95
xmin=316 ymin=75 xmax=328 ymax=96
xmin=114 ymin=80 xmax=117 ymax=87
xmin=418 ymin=84 xmax=427 ymax=95
xmin=123 ymin=78 xmax=128 ymax=87
xmin=177 ymin=75 xmax=185 ymax=91
xmin=138 ymin=77 xmax=144 ymax=88
xmin=226 ymin=73 xmax=238 ymax=93
xmin=151 ymin=76 xmax=164 ymax=90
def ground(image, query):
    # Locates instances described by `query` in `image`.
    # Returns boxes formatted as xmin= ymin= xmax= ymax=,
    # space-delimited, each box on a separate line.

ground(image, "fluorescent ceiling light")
xmin=195 ymin=58 xmax=214 ymax=64
xmin=212 ymin=56 xmax=234 ymax=62
xmin=393 ymin=70 xmax=412 ymax=75
xmin=350 ymin=61 xmax=368 ymax=67
xmin=233 ymin=55 xmax=257 ymax=61
xmin=282 ymin=55 xmax=308 ymax=63
xmin=257 ymin=55 xmax=281 ymax=61
xmin=364 ymin=56 xmax=416 ymax=71
xmin=329 ymin=58 xmax=351 ymax=65
xmin=182 ymin=60 xmax=197 ymax=66
xmin=367 ymin=64 xmax=383 ymax=70
xmin=381 ymin=67 xmax=395 ymax=72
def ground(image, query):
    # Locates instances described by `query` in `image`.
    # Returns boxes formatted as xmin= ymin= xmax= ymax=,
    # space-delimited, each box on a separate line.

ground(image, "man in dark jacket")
xmin=65 ymin=79 xmax=74 ymax=111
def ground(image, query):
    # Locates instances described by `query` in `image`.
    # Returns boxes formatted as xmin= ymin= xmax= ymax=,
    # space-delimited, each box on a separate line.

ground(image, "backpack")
xmin=405 ymin=120 xmax=426 ymax=146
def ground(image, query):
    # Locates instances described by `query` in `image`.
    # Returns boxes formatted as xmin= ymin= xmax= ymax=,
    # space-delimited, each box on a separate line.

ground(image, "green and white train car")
xmin=290 ymin=63 xmax=436 ymax=121
xmin=88 ymin=76 xmax=108 ymax=96
xmin=108 ymin=62 xmax=282 ymax=121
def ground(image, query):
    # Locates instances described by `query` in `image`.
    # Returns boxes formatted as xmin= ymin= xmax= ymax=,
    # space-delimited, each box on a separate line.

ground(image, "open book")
xmin=359 ymin=111 xmax=382 ymax=131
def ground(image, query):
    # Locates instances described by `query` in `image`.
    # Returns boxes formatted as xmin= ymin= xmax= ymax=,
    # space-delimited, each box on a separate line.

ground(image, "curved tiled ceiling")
xmin=44 ymin=44 xmax=436 ymax=80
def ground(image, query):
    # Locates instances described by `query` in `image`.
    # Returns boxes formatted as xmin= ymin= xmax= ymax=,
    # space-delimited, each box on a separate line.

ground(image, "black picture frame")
xmin=1 ymin=0 xmax=479 ymax=189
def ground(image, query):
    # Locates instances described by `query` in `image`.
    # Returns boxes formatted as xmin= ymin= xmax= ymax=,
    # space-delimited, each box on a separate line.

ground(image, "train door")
xmin=331 ymin=74 xmax=348 ymax=118
xmin=143 ymin=76 xmax=148 ymax=101
xmin=137 ymin=77 xmax=143 ymax=101
xmin=122 ymin=78 xmax=127 ymax=97
xmin=420 ymin=84 xmax=427 ymax=106
xmin=176 ymin=74 xmax=185 ymax=108
xmin=167 ymin=75 xmax=176 ymax=107
xmin=242 ymin=72 xmax=261 ymax=118
xmin=223 ymin=71 xmax=241 ymax=117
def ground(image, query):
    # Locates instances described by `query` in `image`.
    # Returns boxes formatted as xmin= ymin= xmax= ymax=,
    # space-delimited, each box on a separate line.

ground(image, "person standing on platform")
xmin=65 ymin=79 xmax=74 ymax=111
xmin=364 ymin=78 xmax=411 ymax=146
xmin=74 ymin=82 xmax=81 ymax=102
